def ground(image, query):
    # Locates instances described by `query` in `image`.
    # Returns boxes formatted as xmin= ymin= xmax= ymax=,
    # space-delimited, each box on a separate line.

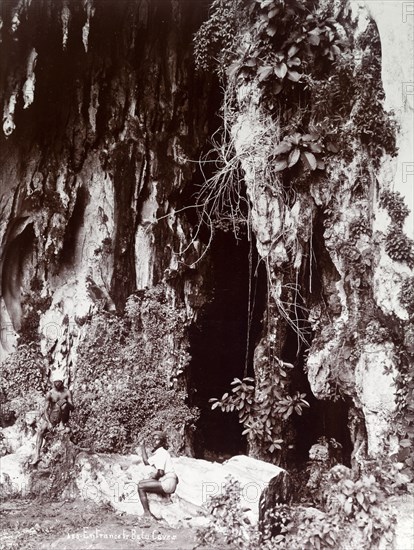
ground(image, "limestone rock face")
xmin=0 ymin=0 xmax=213 ymax=370
xmin=226 ymin=1 xmax=413 ymax=461
xmin=0 ymin=0 xmax=215 ymax=458
xmin=354 ymin=343 xmax=398 ymax=455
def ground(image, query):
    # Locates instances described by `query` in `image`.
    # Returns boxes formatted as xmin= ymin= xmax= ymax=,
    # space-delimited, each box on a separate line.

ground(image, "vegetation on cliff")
xmin=191 ymin=0 xmax=413 ymax=546
xmin=194 ymin=0 xmax=412 ymax=468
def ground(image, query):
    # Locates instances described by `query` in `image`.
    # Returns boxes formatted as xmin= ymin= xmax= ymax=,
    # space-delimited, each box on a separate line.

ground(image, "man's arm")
xmin=139 ymin=446 xmax=165 ymax=478
xmin=140 ymin=445 xmax=150 ymax=465
xmin=153 ymin=469 xmax=164 ymax=480
xmin=150 ymin=450 xmax=166 ymax=479
xmin=66 ymin=389 xmax=74 ymax=410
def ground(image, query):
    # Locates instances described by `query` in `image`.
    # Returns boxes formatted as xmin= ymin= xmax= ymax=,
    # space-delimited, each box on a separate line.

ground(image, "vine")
xmin=385 ymin=226 xmax=414 ymax=269
xmin=379 ymin=190 xmax=414 ymax=268
xmin=393 ymin=276 xmax=414 ymax=477
xmin=379 ymin=190 xmax=410 ymax=227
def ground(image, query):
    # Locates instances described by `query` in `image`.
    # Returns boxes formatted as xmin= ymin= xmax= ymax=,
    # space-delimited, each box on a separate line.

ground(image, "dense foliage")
xmin=194 ymin=0 xmax=397 ymax=175
xmin=196 ymin=477 xmax=260 ymax=548
xmin=1 ymin=284 xmax=197 ymax=454
xmin=70 ymin=285 xmax=198 ymax=453
xmin=197 ymin=459 xmax=406 ymax=550
xmin=0 ymin=343 xmax=45 ymax=428
xmin=0 ymin=290 xmax=50 ymax=427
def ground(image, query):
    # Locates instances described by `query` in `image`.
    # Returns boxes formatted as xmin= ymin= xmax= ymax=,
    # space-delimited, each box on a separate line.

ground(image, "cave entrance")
xmin=283 ymin=327 xmax=353 ymax=467
xmin=293 ymin=393 xmax=353 ymax=466
xmin=189 ymin=230 xmax=266 ymax=461
xmin=285 ymin=211 xmax=354 ymax=467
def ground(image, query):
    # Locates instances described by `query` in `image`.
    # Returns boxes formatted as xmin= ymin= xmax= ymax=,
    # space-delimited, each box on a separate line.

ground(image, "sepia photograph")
xmin=0 ymin=0 xmax=413 ymax=548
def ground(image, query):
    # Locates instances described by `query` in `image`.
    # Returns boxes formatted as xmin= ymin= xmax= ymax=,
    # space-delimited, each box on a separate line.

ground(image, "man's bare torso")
xmin=46 ymin=388 xmax=72 ymax=426
xmin=48 ymin=388 xmax=71 ymax=405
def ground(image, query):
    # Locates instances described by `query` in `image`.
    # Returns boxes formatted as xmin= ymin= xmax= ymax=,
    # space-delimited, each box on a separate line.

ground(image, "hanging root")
xmin=195 ymin=124 xmax=249 ymax=239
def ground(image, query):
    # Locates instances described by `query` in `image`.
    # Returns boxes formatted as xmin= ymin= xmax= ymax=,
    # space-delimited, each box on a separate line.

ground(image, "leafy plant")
xmin=379 ymin=190 xmax=410 ymax=227
xmin=210 ymin=358 xmax=309 ymax=457
xmin=254 ymin=0 xmax=305 ymax=38
xmin=385 ymin=225 xmax=414 ymax=268
xmin=263 ymin=463 xmax=400 ymax=549
xmin=210 ymin=377 xmax=255 ymax=417
xmin=260 ymin=503 xmax=292 ymax=543
xmin=257 ymin=45 xmax=302 ymax=92
xmin=276 ymin=392 xmax=310 ymax=420
xmin=274 ymin=511 xmax=339 ymax=549
xmin=197 ymin=462 xmax=400 ymax=550
xmin=273 ymin=132 xmax=325 ymax=172
xmin=303 ymin=14 xmax=344 ymax=60
xmin=194 ymin=0 xmax=241 ymax=73
xmin=324 ymin=468 xmax=397 ymax=546
xmin=195 ymin=476 xmax=259 ymax=549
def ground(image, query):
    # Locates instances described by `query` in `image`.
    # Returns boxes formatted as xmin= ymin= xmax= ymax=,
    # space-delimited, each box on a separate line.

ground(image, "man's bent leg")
xmin=138 ymin=479 xmax=165 ymax=518
xmin=60 ymin=403 xmax=71 ymax=432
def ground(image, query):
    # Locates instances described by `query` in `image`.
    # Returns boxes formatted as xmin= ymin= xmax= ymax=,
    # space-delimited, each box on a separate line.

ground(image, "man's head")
xmin=152 ymin=431 xmax=167 ymax=451
xmin=53 ymin=380 xmax=64 ymax=391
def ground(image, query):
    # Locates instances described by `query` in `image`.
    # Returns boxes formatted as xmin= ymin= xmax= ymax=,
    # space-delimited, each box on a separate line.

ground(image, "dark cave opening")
xmin=188 ymin=230 xmax=267 ymax=460
xmin=288 ymin=337 xmax=354 ymax=467
xmin=281 ymin=290 xmax=353 ymax=466
xmin=282 ymin=343 xmax=353 ymax=467
xmin=187 ymin=227 xmax=353 ymax=465
xmin=292 ymin=393 xmax=353 ymax=467
xmin=1 ymin=222 xmax=36 ymax=332
xmin=59 ymin=186 xmax=89 ymax=267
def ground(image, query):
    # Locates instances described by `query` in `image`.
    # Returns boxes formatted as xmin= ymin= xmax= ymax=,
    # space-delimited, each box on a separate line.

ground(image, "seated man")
xmin=30 ymin=379 xmax=74 ymax=465
xmin=137 ymin=431 xmax=179 ymax=520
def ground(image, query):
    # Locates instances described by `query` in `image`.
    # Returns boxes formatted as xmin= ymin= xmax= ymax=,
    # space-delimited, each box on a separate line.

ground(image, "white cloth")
xmin=148 ymin=446 xmax=175 ymax=475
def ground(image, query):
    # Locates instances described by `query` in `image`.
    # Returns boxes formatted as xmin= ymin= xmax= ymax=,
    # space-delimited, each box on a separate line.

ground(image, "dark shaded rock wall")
xmin=0 ymin=0 xmax=215 ymax=365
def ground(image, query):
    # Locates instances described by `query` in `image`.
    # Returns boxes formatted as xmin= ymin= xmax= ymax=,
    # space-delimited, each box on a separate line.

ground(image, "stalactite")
xmin=9 ymin=0 xmax=32 ymax=34
xmin=22 ymin=48 xmax=37 ymax=109
xmin=61 ymin=0 xmax=71 ymax=50
xmin=3 ymin=90 xmax=18 ymax=136
xmin=82 ymin=0 xmax=95 ymax=53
